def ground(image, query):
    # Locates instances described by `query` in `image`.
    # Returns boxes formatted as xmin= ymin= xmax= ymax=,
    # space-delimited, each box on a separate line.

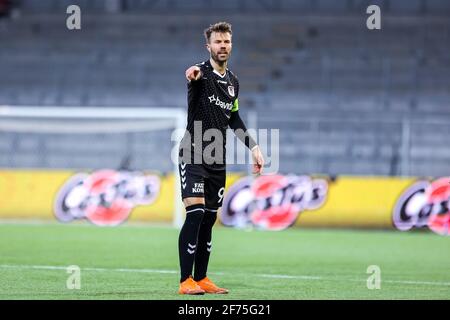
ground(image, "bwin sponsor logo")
xmin=208 ymin=95 xmax=233 ymax=111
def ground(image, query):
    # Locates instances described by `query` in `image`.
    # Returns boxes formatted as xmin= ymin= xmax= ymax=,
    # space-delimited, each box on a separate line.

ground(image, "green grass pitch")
xmin=0 ymin=223 xmax=449 ymax=300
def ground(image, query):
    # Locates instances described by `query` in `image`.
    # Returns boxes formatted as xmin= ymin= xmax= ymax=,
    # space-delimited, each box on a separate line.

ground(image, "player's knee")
xmin=183 ymin=203 xmax=205 ymax=227
xmin=185 ymin=212 xmax=204 ymax=228
xmin=204 ymin=207 xmax=218 ymax=226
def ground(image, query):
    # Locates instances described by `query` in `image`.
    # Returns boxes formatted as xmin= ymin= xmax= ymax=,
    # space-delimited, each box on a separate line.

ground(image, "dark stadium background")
xmin=0 ymin=0 xmax=449 ymax=300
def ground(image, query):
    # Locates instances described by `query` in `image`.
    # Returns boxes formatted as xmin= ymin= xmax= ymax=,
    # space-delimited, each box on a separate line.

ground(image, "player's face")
xmin=207 ymin=32 xmax=232 ymax=64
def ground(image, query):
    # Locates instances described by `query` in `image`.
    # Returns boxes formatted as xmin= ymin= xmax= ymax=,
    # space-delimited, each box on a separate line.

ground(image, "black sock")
xmin=194 ymin=207 xmax=217 ymax=281
xmin=178 ymin=204 xmax=205 ymax=283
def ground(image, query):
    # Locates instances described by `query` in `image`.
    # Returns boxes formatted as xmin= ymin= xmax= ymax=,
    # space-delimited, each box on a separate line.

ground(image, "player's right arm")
xmin=185 ymin=65 xmax=202 ymax=81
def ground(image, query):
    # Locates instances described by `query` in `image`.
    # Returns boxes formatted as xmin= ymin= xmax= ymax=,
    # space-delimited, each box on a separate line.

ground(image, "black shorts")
xmin=179 ymin=161 xmax=226 ymax=209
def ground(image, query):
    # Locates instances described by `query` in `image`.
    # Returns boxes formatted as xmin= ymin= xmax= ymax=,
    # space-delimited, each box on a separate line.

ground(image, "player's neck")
xmin=210 ymin=58 xmax=227 ymax=76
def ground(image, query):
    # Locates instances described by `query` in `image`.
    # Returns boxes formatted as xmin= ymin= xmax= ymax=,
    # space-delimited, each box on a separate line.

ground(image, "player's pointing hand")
xmin=186 ymin=66 xmax=202 ymax=81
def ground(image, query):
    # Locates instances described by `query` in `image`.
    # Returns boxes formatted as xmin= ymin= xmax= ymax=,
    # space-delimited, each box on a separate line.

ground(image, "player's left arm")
xmin=229 ymin=99 xmax=265 ymax=174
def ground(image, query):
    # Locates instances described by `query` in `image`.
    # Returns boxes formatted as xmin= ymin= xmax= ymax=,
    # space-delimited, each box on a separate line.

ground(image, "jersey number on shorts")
xmin=218 ymin=187 xmax=225 ymax=203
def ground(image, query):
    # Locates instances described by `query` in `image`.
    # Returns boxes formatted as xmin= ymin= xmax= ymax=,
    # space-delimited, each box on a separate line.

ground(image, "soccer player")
xmin=177 ymin=22 xmax=265 ymax=295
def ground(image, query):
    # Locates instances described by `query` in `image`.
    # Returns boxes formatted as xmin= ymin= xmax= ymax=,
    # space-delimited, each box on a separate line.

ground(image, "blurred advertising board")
xmin=0 ymin=170 xmax=448 ymax=235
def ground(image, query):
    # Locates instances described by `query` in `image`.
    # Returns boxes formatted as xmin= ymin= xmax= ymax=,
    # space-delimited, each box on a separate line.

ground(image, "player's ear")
xmin=206 ymin=43 xmax=211 ymax=53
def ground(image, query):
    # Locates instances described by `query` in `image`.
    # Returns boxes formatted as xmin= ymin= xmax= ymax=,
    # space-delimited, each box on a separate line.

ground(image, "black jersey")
xmin=179 ymin=60 xmax=239 ymax=170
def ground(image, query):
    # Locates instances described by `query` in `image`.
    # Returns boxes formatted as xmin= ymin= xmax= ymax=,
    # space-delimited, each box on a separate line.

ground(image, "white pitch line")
xmin=1 ymin=264 xmax=449 ymax=287
xmin=258 ymin=273 xmax=322 ymax=280
xmin=0 ymin=264 xmax=177 ymax=274
xmin=384 ymin=279 xmax=450 ymax=286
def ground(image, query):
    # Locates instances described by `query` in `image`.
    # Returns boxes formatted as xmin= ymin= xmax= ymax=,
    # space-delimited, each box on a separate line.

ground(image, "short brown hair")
xmin=204 ymin=22 xmax=232 ymax=43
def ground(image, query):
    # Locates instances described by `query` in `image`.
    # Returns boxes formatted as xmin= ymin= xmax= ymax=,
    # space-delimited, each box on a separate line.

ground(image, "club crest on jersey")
xmin=228 ymin=86 xmax=235 ymax=97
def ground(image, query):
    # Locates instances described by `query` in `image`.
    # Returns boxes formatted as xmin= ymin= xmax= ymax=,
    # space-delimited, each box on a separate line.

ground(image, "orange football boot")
xmin=178 ymin=276 xmax=205 ymax=295
xmin=196 ymin=277 xmax=229 ymax=294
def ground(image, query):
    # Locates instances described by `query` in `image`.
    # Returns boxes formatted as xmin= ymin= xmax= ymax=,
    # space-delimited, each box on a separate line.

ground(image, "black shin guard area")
xmin=194 ymin=208 xmax=218 ymax=281
xmin=178 ymin=204 xmax=205 ymax=282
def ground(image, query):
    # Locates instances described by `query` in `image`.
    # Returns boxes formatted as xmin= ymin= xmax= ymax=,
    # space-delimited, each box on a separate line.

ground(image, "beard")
xmin=211 ymin=50 xmax=230 ymax=65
